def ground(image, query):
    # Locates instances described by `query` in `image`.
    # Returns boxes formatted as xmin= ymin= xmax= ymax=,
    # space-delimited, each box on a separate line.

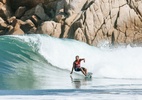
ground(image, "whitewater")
xmin=0 ymin=34 xmax=142 ymax=100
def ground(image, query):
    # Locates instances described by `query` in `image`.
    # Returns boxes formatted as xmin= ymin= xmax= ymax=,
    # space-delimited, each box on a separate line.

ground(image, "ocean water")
xmin=0 ymin=34 xmax=142 ymax=100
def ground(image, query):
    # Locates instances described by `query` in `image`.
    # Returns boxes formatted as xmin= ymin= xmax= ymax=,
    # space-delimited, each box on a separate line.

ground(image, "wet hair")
xmin=76 ymin=55 xmax=79 ymax=58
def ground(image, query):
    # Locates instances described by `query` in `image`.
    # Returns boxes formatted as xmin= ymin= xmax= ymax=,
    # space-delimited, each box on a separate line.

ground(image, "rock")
xmin=0 ymin=17 xmax=4 ymax=22
xmin=100 ymin=1 xmax=110 ymax=17
xmin=0 ymin=0 xmax=6 ymax=4
xmin=0 ymin=21 xmax=7 ymax=30
xmin=43 ymin=1 xmax=57 ymax=18
xmin=74 ymin=28 xmax=86 ymax=42
xmin=7 ymin=16 xmax=16 ymax=24
xmin=65 ymin=13 xmax=79 ymax=26
xmin=37 ymin=21 xmax=61 ymax=38
xmin=21 ymin=3 xmax=48 ymax=21
xmin=116 ymin=5 xmax=128 ymax=33
xmin=15 ymin=6 xmax=27 ymax=18
xmin=117 ymin=32 xmax=126 ymax=44
xmin=92 ymin=29 xmax=104 ymax=46
xmin=10 ymin=0 xmax=44 ymax=11
xmin=64 ymin=0 xmax=88 ymax=25
xmin=110 ymin=8 xmax=119 ymax=26
xmin=60 ymin=0 xmax=142 ymax=46
xmin=0 ymin=17 xmax=12 ymax=35
xmin=0 ymin=17 xmax=8 ymax=30
xmin=55 ymin=14 xmax=65 ymax=23
xmin=44 ymin=0 xmax=57 ymax=4
xmin=54 ymin=0 xmax=67 ymax=23
xmin=65 ymin=0 xmax=87 ymax=15
xmin=134 ymin=33 xmax=142 ymax=46
xmin=0 ymin=31 xmax=4 ymax=35
xmin=62 ymin=25 xmax=70 ymax=38
xmin=34 ymin=3 xmax=48 ymax=20
xmin=137 ymin=2 xmax=142 ymax=17
xmin=9 ymin=19 xmax=24 ymax=35
xmin=119 ymin=0 xmax=127 ymax=6
xmin=21 ymin=7 xmax=35 ymax=21
xmin=20 ymin=19 xmax=36 ymax=33
xmin=30 ymin=15 xmax=41 ymax=26
xmin=0 ymin=2 xmax=11 ymax=20
xmin=67 ymin=17 xmax=84 ymax=39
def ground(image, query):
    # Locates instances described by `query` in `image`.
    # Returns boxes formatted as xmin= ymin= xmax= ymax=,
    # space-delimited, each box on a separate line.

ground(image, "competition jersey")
xmin=74 ymin=59 xmax=82 ymax=68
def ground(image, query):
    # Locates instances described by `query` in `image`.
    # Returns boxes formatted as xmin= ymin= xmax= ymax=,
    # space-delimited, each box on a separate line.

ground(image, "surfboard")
xmin=85 ymin=72 xmax=93 ymax=78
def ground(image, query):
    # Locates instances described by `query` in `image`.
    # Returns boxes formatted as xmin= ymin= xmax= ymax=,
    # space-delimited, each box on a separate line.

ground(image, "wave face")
xmin=0 ymin=34 xmax=142 ymax=89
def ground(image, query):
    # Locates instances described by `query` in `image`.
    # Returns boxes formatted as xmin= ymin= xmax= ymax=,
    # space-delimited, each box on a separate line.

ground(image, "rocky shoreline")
xmin=0 ymin=0 xmax=142 ymax=46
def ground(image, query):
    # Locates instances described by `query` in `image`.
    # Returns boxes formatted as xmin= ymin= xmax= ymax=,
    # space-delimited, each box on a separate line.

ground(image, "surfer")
xmin=70 ymin=55 xmax=87 ymax=76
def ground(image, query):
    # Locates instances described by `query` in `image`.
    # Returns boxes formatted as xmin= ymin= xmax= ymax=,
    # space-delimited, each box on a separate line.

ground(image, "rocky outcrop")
xmin=60 ymin=0 xmax=142 ymax=46
xmin=0 ymin=0 xmax=142 ymax=46
xmin=37 ymin=21 xmax=61 ymax=38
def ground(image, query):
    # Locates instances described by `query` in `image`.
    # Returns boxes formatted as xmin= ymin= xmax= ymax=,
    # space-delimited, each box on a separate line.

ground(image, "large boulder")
xmin=37 ymin=21 xmax=61 ymax=38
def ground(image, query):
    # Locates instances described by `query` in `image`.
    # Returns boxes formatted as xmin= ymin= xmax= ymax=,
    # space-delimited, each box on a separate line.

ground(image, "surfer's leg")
xmin=80 ymin=68 xmax=86 ymax=76
xmin=84 ymin=68 xmax=87 ymax=75
xmin=75 ymin=68 xmax=86 ymax=76
xmin=82 ymin=67 xmax=87 ymax=75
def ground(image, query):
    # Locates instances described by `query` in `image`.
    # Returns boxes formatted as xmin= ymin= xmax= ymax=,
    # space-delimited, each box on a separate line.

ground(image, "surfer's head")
xmin=75 ymin=55 xmax=79 ymax=60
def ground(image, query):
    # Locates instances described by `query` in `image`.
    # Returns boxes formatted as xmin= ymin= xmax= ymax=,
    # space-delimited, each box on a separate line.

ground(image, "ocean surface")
xmin=0 ymin=34 xmax=142 ymax=100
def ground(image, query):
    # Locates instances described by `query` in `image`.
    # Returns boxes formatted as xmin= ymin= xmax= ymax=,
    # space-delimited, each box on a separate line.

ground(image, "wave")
xmin=0 ymin=34 xmax=142 ymax=83
xmin=0 ymin=35 xmax=65 ymax=89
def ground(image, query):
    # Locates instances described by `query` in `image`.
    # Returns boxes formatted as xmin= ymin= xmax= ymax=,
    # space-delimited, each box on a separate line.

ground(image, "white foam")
xmin=0 ymin=94 xmax=142 ymax=100
xmin=11 ymin=35 xmax=142 ymax=79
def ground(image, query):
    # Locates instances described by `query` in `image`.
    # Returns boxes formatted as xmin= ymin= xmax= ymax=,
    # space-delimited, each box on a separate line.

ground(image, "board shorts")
xmin=74 ymin=67 xmax=85 ymax=72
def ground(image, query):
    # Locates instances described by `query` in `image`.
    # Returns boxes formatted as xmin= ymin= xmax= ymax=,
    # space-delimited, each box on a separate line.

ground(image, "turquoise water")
xmin=0 ymin=34 xmax=142 ymax=99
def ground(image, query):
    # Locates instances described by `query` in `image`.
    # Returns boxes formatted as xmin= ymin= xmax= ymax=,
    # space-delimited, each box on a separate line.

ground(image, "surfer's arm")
xmin=70 ymin=63 xmax=74 ymax=74
xmin=80 ymin=58 xmax=85 ymax=63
